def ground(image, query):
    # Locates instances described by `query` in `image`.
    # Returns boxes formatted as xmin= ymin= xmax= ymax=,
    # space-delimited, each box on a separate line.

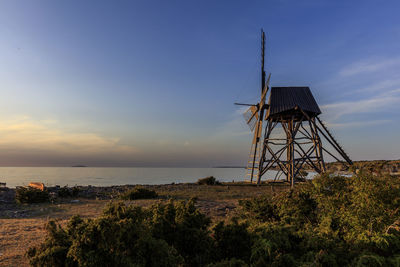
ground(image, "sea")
xmin=0 ymin=167 xmax=318 ymax=188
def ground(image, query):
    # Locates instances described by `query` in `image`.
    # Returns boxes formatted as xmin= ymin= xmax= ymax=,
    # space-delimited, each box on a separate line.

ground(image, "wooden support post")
xmin=290 ymin=117 xmax=295 ymax=188
xmin=311 ymin=118 xmax=326 ymax=172
xmin=255 ymin=107 xmax=350 ymax=186
xmin=257 ymin=119 xmax=271 ymax=185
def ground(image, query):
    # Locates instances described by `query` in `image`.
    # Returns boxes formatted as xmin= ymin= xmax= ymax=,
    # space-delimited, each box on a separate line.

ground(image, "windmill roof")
xmin=268 ymin=87 xmax=321 ymax=117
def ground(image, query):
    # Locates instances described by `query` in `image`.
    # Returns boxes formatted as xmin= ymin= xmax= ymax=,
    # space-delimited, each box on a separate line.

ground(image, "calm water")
xmin=0 ymin=167 xmax=315 ymax=188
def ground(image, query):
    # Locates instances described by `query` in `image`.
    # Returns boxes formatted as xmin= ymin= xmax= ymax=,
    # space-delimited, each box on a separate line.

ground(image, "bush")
xmin=120 ymin=186 xmax=158 ymax=200
xmin=239 ymin=195 xmax=279 ymax=223
xmin=212 ymin=219 xmax=252 ymax=262
xmin=27 ymin=209 xmax=183 ymax=267
xmin=57 ymin=186 xmax=71 ymax=198
xmin=150 ymin=198 xmax=213 ymax=266
xmin=208 ymin=258 xmax=249 ymax=267
xmin=15 ymin=187 xmax=50 ymax=203
xmin=27 ymin=199 xmax=211 ymax=266
xmin=71 ymin=186 xmax=80 ymax=197
xmin=197 ymin=176 xmax=221 ymax=185
xmin=27 ymin=172 xmax=400 ymax=266
xmin=240 ymin=173 xmax=400 ymax=266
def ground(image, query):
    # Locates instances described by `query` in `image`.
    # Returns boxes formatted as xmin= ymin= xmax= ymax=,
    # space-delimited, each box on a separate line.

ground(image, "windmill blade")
xmin=246 ymin=106 xmax=259 ymax=123
xmin=243 ymin=106 xmax=259 ymax=131
xmin=266 ymin=72 xmax=271 ymax=86
xmin=260 ymin=73 xmax=271 ymax=104
xmin=252 ymin=120 xmax=263 ymax=144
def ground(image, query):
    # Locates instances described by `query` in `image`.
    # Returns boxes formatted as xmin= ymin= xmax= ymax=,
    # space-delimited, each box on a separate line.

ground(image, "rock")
xmin=29 ymin=182 xmax=45 ymax=191
xmin=0 ymin=188 xmax=15 ymax=204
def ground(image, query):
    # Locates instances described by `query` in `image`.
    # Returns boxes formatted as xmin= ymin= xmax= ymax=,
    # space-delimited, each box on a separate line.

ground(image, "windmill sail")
xmin=243 ymin=106 xmax=259 ymax=131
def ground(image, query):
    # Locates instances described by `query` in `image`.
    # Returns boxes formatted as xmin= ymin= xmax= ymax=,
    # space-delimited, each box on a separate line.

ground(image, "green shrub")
xmin=353 ymin=254 xmax=385 ymax=267
xmin=240 ymin=173 xmax=400 ymax=266
xmin=239 ymin=195 xmax=279 ymax=223
xmin=208 ymin=258 xmax=249 ymax=267
xmin=27 ymin=199 xmax=212 ymax=266
xmin=26 ymin=172 xmax=400 ymax=266
xmin=57 ymin=186 xmax=80 ymax=198
xmin=120 ymin=186 xmax=158 ymax=200
xmin=197 ymin=176 xmax=221 ymax=185
xmin=15 ymin=187 xmax=50 ymax=203
xmin=26 ymin=220 xmax=73 ymax=267
xmin=57 ymin=186 xmax=72 ymax=198
xmin=27 ymin=210 xmax=183 ymax=267
xmin=71 ymin=186 xmax=80 ymax=197
xmin=212 ymin=219 xmax=252 ymax=262
xmin=151 ymin=198 xmax=213 ymax=266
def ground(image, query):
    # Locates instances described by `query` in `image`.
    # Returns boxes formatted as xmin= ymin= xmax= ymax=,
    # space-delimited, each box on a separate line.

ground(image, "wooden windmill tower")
xmin=236 ymin=30 xmax=352 ymax=187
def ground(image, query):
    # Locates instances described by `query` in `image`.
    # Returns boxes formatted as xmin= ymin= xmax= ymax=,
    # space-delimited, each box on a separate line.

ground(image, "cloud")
xmin=339 ymin=57 xmax=400 ymax=77
xmin=321 ymin=80 xmax=400 ymax=121
xmin=325 ymin=119 xmax=392 ymax=129
xmin=316 ymin=56 xmax=400 ymax=134
xmin=321 ymin=94 xmax=400 ymax=120
xmin=0 ymin=116 xmax=137 ymax=156
xmin=211 ymin=107 xmax=252 ymax=139
xmin=348 ymin=78 xmax=400 ymax=95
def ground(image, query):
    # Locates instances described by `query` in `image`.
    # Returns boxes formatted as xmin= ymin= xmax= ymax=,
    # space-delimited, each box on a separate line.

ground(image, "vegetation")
xmin=15 ymin=187 xmax=50 ymax=204
xmin=239 ymin=171 xmax=400 ymax=266
xmin=120 ymin=186 xmax=158 ymax=200
xmin=56 ymin=186 xmax=80 ymax=198
xmin=27 ymin=172 xmax=400 ymax=266
xmin=197 ymin=176 xmax=221 ymax=185
xmin=57 ymin=186 xmax=71 ymax=198
xmin=326 ymin=159 xmax=400 ymax=175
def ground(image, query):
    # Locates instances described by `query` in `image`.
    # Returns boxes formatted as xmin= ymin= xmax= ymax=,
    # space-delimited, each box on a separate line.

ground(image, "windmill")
xmin=235 ymin=30 xmax=353 ymax=187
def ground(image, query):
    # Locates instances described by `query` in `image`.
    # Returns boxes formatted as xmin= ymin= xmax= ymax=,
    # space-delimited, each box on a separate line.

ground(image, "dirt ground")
xmin=0 ymin=183 xmax=288 ymax=266
xmin=0 ymin=199 xmax=107 ymax=267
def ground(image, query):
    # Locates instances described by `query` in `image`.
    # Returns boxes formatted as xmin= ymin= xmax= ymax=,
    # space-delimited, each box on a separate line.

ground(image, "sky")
xmin=0 ymin=0 xmax=399 ymax=167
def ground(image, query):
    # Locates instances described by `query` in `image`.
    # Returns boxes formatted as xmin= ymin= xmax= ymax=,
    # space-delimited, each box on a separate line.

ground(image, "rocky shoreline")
xmin=325 ymin=159 xmax=400 ymax=174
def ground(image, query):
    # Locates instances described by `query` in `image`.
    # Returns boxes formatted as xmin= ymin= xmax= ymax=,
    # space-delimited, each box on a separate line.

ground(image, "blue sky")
xmin=0 ymin=0 xmax=399 ymax=166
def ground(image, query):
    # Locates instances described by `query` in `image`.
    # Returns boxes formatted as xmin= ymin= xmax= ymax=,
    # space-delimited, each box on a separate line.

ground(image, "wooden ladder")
xmin=245 ymin=142 xmax=263 ymax=183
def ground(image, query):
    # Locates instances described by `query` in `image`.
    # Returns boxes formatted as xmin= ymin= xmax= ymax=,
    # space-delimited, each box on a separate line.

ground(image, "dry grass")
xmin=0 ymin=183 xmax=289 ymax=266
xmin=0 ymin=199 xmax=108 ymax=267
xmin=151 ymin=182 xmax=289 ymax=200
